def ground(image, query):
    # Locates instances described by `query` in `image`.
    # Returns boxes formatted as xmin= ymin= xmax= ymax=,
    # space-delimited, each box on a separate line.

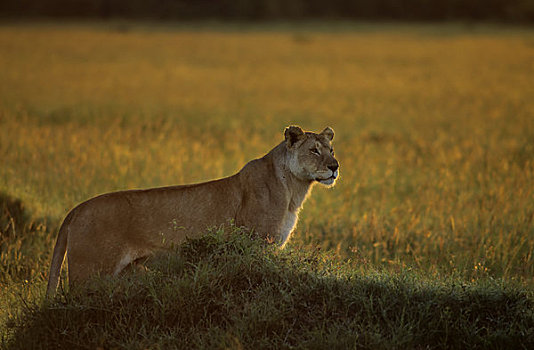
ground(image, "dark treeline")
xmin=1 ymin=0 xmax=534 ymax=22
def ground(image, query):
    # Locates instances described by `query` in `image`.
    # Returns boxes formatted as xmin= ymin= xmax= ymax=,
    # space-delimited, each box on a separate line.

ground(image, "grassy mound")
xmin=4 ymin=229 xmax=534 ymax=349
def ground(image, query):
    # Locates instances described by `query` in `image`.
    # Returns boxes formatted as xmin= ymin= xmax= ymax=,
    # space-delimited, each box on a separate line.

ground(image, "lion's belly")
xmin=121 ymin=181 xmax=241 ymax=245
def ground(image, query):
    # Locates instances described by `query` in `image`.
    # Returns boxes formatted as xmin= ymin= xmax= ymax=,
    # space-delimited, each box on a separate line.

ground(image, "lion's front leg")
xmin=236 ymin=205 xmax=286 ymax=244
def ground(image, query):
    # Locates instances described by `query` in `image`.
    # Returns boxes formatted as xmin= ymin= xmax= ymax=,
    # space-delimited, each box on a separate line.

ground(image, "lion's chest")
xmin=280 ymin=211 xmax=297 ymax=245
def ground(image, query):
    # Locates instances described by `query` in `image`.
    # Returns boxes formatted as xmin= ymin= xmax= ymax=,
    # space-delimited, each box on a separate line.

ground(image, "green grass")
xmin=1 ymin=21 xmax=534 ymax=348
xmin=4 ymin=230 xmax=534 ymax=349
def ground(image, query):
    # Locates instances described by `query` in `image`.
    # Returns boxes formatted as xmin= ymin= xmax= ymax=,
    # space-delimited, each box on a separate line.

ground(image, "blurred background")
xmin=1 ymin=0 xmax=534 ymax=22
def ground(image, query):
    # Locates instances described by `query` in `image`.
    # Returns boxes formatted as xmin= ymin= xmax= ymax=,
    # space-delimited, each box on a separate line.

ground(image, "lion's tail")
xmin=46 ymin=210 xmax=74 ymax=298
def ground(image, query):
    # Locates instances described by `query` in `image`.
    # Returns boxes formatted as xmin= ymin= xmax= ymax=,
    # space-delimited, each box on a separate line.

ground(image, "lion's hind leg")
xmin=118 ymin=254 xmax=152 ymax=275
xmin=113 ymin=250 xmax=138 ymax=276
xmin=67 ymin=244 xmax=132 ymax=285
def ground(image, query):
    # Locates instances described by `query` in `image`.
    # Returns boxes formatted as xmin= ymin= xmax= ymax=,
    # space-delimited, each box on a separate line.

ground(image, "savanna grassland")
xmin=1 ymin=22 xmax=534 ymax=348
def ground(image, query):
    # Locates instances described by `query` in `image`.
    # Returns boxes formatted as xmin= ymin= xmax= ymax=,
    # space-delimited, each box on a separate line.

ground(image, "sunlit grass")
xmin=0 ymin=21 xmax=533 ymax=318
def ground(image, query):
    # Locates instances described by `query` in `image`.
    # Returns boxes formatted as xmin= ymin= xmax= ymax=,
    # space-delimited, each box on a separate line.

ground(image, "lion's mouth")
xmin=315 ymin=177 xmax=335 ymax=186
xmin=316 ymin=176 xmax=335 ymax=182
xmin=315 ymin=172 xmax=338 ymax=185
xmin=315 ymin=169 xmax=339 ymax=184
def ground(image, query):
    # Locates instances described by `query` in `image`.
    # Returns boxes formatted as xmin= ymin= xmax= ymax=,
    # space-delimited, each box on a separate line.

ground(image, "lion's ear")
xmin=284 ymin=125 xmax=305 ymax=147
xmin=320 ymin=127 xmax=334 ymax=141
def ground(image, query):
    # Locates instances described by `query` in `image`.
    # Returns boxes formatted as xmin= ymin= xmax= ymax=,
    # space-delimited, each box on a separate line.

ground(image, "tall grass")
xmin=0 ymin=22 xmax=533 ymax=346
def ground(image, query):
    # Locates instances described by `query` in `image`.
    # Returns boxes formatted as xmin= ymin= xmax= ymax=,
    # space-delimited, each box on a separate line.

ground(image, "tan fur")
xmin=46 ymin=126 xmax=339 ymax=297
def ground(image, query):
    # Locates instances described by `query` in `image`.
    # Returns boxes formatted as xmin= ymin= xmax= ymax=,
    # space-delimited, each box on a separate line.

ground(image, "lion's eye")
xmin=310 ymin=148 xmax=320 ymax=156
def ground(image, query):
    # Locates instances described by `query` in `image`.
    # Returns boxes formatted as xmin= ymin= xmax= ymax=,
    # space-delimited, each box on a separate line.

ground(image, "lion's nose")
xmin=328 ymin=163 xmax=339 ymax=172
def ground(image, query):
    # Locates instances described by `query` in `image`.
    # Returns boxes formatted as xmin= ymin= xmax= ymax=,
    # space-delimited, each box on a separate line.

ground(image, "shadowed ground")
xmin=5 ymin=230 xmax=534 ymax=349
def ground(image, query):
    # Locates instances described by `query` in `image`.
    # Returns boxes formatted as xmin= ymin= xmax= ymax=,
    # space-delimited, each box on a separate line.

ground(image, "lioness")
xmin=46 ymin=125 xmax=339 ymax=297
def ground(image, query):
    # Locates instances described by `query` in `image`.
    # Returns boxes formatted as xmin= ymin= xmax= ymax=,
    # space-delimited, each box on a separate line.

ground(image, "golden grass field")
xmin=0 ymin=21 xmax=533 ymax=294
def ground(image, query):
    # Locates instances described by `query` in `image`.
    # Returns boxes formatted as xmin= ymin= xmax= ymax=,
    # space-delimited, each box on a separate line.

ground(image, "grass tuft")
xmin=0 ymin=192 xmax=56 ymax=284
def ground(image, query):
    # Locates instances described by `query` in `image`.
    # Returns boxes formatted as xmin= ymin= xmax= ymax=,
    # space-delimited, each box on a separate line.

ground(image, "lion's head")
xmin=284 ymin=125 xmax=339 ymax=186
